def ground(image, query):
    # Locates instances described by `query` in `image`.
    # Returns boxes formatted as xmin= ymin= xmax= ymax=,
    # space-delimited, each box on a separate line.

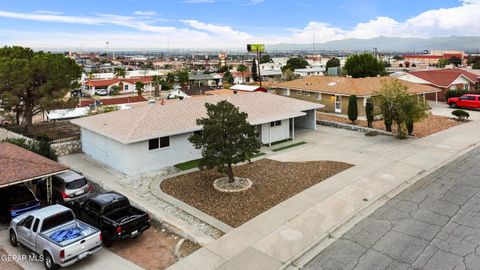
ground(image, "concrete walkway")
xmin=167 ymin=117 xmax=480 ymax=269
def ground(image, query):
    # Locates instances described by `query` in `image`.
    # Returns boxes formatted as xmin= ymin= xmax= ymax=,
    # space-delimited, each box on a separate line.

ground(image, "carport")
xmin=0 ymin=142 xmax=69 ymax=204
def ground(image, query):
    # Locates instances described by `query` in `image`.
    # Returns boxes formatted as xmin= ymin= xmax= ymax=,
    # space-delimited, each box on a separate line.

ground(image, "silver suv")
xmin=37 ymin=170 xmax=93 ymax=205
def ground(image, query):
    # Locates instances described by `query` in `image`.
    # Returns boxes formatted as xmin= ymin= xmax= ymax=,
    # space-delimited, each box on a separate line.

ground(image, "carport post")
xmin=269 ymin=124 xmax=272 ymax=147
xmin=46 ymin=176 xmax=52 ymax=204
xmin=435 ymin=92 xmax=438 ymax=105
xmin=292 ymin=118 xmax=295 ymax=140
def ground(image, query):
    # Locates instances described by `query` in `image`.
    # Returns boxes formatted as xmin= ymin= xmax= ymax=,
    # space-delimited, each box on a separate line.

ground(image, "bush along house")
xmin=72 ymin=92 xmax=323 ymax=175
xmin=269 ymin=76 xmax=440 ymax=116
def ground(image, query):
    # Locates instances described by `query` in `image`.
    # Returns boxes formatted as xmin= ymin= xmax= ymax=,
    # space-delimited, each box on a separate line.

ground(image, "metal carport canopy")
xmin=0 ymin=142 xmax=69 ymax=188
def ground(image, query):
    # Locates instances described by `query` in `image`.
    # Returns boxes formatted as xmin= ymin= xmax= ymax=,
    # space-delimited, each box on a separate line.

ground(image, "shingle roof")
xmin=273 ymin=76 xmax=439 ymax=96
xmin=72 ymin=93 xmax=323 ymax=144
xmin=408 ymin=69 xmax=479 ymax=88
xmin=0 ymin=142 xmax=69 ymax=187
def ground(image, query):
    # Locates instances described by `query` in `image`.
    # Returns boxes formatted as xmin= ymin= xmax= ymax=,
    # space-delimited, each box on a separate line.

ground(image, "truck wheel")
xmin=449 ymin=103 xmax=457 ymax=108
xmin=9 ymin=230 xmax=18 ymax=247
xmin=102 ymin=230 xmax=114 ymax=247
xmin=43 ymin=252 xmax=59 ymax=270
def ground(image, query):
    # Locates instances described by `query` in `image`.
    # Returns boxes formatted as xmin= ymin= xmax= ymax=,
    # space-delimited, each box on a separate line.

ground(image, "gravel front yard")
xmin=160 ymin=159 xmax=353 ymax=227
xmin=317 ymin=113 xmax=463 ymax=138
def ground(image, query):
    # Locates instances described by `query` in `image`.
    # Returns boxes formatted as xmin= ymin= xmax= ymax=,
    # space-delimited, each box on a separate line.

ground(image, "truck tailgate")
xmin=63 ymin=230 xmax=102 ymax=261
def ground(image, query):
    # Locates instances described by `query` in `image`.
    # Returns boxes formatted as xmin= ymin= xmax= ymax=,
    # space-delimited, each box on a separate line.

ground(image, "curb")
xmin=281 ymin=142 xmax=480 ymax=269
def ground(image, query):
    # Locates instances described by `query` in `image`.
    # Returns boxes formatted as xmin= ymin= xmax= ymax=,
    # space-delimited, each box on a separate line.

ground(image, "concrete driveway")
xmin=0 ymin=227 xmax=143 ymax=270
xmin=428 ymin=100 xmax=480 ymax=120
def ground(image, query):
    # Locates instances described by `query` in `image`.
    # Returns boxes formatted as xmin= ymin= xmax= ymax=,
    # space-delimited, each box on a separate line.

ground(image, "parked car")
xmin=95 ymin=89 xmax=108 ymax=96
xmin=9 ymin=204 xmax=102 ymax=270
xmin=73 ymin=192 xmax=150 ymax=246
xmin=448 ymin=94 xmax=480 ymax=109
xmin=36 ymin=170 xmax=93 ymax=205
xmin=0 ymin=185 xmax=41 ymax=222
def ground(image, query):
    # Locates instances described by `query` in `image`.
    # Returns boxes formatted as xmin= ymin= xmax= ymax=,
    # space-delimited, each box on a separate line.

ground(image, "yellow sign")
xmin=247 ymin=44 xmax=265 ymax=53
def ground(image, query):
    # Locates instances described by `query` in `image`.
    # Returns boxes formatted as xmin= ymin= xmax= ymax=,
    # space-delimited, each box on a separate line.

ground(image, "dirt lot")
xmin=317 ymin=113 xmax=463 ymax=138
xmin=108 ymin=226 xmax=199 ymax=270
xmin=160 ymin=159 xmax=353 ymax=227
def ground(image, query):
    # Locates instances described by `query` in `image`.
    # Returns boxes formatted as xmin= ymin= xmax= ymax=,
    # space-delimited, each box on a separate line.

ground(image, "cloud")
xmin=133 ymin=11 xmax=157 ymax=16
xmin=180 ymin=19 xmax=252 ymax=40
xmin=1 ymin=0 xmax=480 ymax=49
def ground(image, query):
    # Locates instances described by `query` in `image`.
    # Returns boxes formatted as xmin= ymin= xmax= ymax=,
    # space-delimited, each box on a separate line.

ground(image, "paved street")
xmin=304 ymin=146 xmax=480 ymax=270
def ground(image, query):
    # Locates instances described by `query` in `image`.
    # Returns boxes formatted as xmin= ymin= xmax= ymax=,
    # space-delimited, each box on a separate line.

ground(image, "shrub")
xmin=446 ymin=89 xmax=468 ymax=100
xmin=384 ymin=117 xmax=392 ymax=132
xmin=348 ymin=95 xmax=358 ymax=123
xmin=365 ymin=99 xmax=374 ymax=128
xmin=406 ymin=120 xmax=414 ymax=136
xmin=452 ymin=109 xmax=470 ymax=121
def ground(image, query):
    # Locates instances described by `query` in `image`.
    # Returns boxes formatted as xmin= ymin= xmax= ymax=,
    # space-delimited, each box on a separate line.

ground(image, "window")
xmin=160 ymin=136 xmax=170 ymax=148
xmin=149 ymin=138 xmax=159 ymax=150
xmin=270 ymin=120 xmax=282 ymax=127
xmin=315 ymin=93 xmax=322 ymax=100
xmin=32 ymin=218 xmax=40 ymax=232
xmin=41 ymin=211 xmax=74 ymax=232
xmin=149 ymin=136 xmax=170 ymax=150
xmin=298 ymin=90 xmax=303 ymax=95
xmin=304 ymin=91 xmax=310 ymax=96
xmin=464 ymin=84 xmax=470 ymax=90
xmin=124 ymin=85 xmax=129 ymax=91
xmin=21 ymin=215 xmax=34 ymax=229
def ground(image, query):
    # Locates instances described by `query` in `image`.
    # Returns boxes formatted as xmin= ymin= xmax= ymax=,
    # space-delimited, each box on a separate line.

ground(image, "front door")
xmin=335 ymin=95 xmax=342 ymax=113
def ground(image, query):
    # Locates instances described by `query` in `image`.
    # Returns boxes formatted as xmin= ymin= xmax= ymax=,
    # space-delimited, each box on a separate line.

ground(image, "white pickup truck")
xmin=9 ymin=204 xmax=102 ymax=270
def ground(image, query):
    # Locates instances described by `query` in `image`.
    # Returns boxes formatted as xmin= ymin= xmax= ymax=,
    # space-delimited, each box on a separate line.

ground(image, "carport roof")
xmin=0 ymin=142 xmax=69 ymax=187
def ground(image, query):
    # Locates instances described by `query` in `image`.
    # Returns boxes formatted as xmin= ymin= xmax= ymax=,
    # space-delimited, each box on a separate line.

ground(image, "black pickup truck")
xmin=73 ymin=192 xmax=151 ymax=246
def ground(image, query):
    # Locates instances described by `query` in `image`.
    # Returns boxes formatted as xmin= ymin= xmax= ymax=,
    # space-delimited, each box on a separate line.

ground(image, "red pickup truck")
xmin=448 ymin=94 xmax=480 ymax=109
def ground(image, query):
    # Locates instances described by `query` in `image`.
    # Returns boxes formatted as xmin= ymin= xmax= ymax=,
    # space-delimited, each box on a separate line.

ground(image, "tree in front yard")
xmin=348 ymin=95 xmax=358 ymax=124
xmin=0 ymin=46 xmax=82 ymax=130
xmin=373 ymin=80 xmax=428 ymax=139
xmin=189 ymin=100 xmax=261 ymax=183
xmin=135 ymin=81 xmax=145 ymax=96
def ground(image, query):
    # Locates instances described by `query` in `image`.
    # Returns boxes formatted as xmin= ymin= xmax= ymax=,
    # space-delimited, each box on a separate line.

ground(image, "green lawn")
xmin=174 ymin=152 xmax=266 ymax=171
xmin=272 ymin=142 xmax=307 ymax=152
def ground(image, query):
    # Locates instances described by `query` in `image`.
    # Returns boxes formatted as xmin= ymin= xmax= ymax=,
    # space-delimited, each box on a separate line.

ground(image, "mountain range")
xmin=267 ymin=36 xmax=480 ymax=53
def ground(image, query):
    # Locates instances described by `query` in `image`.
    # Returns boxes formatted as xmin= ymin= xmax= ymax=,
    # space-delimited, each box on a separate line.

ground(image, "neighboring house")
xmin=294 ymin=67 xmax=326 ymax=77
xmin=232 ymin=71 xmax=254 ymax=84
xmin=270 ymin=76 xmax=439 ymax=116
xmin=189 ymin=73 xmax=223 ymax=87
xmin=230 ymin=85 xmax=267 ymax=93
xmin=393 ymin=69 xmax=479 ymax=102
xmin=72 ymin=93 xmax=323 ymax=175
xmin=83 ymin=77 xmax=154 ymax=96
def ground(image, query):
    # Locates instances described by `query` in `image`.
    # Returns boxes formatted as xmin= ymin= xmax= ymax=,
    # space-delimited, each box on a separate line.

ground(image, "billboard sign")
xmin=247 ymin=44 xmax=265 ymax=53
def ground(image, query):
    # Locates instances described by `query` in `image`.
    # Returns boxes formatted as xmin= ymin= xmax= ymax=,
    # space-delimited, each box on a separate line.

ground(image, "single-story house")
xmin=83 ymin=77 xmax=154 ymax=96
xmin=294 ymin=66 xmax=326 ymax=77
xmin=393 ymin=69 xmax=479 ymax=102
xmin=72 ymin=93 xmax=323 ymax=175
xmin=270 ymin=76 xmax=439 ymax=116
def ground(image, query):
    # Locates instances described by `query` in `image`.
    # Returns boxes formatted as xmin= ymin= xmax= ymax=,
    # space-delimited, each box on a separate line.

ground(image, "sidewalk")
xmin=167 ymin=118 xmax=480 ymax=270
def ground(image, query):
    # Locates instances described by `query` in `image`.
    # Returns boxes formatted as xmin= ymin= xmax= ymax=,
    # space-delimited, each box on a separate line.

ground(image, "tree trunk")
xmin=227 ymin=163 xmax=235 ymax=183
xmin=24 ymin=105 xmax=33 ymax=132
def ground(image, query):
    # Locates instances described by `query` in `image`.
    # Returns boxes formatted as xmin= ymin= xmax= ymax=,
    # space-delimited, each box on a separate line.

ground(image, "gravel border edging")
xmin=317 ymin=120 xmax=393 ymax=136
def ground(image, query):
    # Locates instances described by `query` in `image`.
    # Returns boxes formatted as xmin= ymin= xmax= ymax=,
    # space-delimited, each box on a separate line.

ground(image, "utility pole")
xmin=257 ymin=51 xmax=262 ymax=88
xmin=106 ymin=41 xmax=110 ymax=58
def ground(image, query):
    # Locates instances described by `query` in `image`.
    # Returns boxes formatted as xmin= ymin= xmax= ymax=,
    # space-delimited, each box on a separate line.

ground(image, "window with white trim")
xmin=149 ymin=136 xmax=170 ymax=150
xmin=315 ymin=93 xmax=321 ymax=100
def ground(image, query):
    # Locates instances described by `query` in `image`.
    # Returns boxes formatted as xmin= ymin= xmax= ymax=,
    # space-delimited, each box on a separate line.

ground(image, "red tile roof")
xmin=0 ymin=142 xmax=69 ymax=186
xmin=404 ymin=55 xmax=442 ymax=59
xmin=79 ymin=96 xmax=147 ymax=107
xmin=408 ymin=69 xmax=479 ymax=88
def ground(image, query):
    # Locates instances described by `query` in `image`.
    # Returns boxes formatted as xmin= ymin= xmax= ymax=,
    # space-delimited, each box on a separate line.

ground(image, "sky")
xmin=0 ymin=0 xmax=479 ymax=50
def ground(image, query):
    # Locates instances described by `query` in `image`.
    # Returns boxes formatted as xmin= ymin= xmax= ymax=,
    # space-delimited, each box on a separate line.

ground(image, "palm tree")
xmin=237 ymin=64 xmax=247 ymax=84
xmin=135 ymin=81 xmax=145 ymax=96
xmin=114 ymin=67 xmax=126 ymax=78
xmin=152 ymin=75 xmax=162 ymax=97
